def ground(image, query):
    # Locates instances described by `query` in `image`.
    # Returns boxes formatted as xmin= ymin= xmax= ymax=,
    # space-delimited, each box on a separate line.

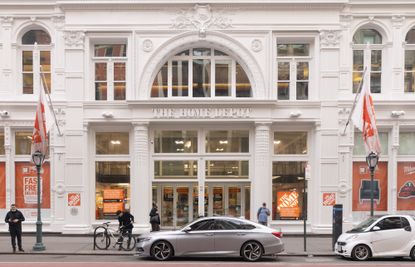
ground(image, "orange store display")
xmin=397 ymin=162 xmax=415 ymax=210
xmin=277 ymin=191 xmax=300 ymax=218
xmin=0 ymin=163 xmax=5 ymax=209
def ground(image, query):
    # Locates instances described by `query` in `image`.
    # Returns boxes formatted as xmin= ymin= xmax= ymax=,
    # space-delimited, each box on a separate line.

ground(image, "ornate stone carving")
xmin=142 ymin=39 xmax=153 ymax=52
xmin=392 ymin=15 xmax=405 ymax=29
xmin=55 ymin=183 xmax=66 ymax=197
xmin=63 ymin=31 xmax=85 ymax=49
xmin=320 ymin=30 xmax=341 ymax=48
xmin=0 ymin=16 xmax=14 ymax=29
xmin=338 ymin=180 xmax=350 ymax=197
xmin=172 ymin=4 xmax=232 ymax=38
xmin=251 ymin=39 xmax=263 ymax=52
xmin=52 ymin=15 xmax=65 ymax=30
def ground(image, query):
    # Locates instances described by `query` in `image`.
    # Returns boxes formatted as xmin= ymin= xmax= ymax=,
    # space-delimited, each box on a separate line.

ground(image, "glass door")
xmin=176 ymin=186 xmax=190 ymax=227
xmin=212 ymin=186 xmax=224 ymax=215
xmin=228 ymin=186 xmax=241 ymax=217
xmin=161 ymin=186 xmax=174 ymax=227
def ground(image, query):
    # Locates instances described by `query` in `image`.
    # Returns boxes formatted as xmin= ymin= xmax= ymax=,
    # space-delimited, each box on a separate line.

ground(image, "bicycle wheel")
xmin=120 ymin=233 xmax=136 ymax=251
xmin=94 ymin=226 xmax=110 ymax=250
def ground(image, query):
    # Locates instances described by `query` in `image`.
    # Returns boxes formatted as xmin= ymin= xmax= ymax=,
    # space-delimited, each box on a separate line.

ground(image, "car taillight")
xmin=272 ymin=232 xmax=282 ymax=238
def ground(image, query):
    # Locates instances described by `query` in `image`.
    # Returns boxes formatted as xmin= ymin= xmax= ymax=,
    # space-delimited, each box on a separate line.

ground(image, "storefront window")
xmin=206 ymin=130 xmax=249 ymax=153
xmin=95 ymin=161 xmax=130 ymax=220
xmin=272 ymin=161 xmax=306 ymax=220
xmin=154 ymin=160 xmax=197 ymax=179
xmin=274 ymin=132 xmax=307 ymax=154
xmin=0 ymin=132 xmax=4 ymax=155
xmin=206 ymin=160 xmax=249 ymax=179
xmin=15 ymin=132 xmax=32 ymax=155
xmin=154 ymin=131 xmax=197 ymax=153
xmin=353 ymin=132 xmax=388 ymax=155
xmin=397 ymin=162 xmax=415 ymax=211
xmin=398 ymin=132 xmax=415 ymax=155
xmin=96 ymin=132 xmax=129 ymax=154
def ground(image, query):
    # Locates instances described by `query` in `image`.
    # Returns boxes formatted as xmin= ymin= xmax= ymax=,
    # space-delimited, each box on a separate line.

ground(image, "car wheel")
xmin=151 ymin=241 xmax=173 ymax=261
xmin=351 ymin=244 xmax=371 ymax=261
xmin=410 ymin=246 xmax=415 ymax=261
xmin=241 ymin=241 xmax=263 ymax=262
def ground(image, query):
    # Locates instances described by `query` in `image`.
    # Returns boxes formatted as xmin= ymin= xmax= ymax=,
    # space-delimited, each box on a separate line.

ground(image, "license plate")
xmin=337 ymin=245 xmax=342 ymax=252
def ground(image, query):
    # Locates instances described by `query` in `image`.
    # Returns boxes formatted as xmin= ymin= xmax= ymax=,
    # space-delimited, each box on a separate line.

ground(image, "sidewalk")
xmin=0 ymin=234 xmax=335 ymax=256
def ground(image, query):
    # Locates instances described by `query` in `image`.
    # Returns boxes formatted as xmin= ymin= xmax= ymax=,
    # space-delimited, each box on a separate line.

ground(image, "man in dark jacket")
xmin=4 ymin=204 xmax=25 ymax=253
xmin=116 ymin=210 xmax=134 ymax=250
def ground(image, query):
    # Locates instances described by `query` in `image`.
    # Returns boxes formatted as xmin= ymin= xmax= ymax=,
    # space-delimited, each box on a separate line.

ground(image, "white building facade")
xmin=1 ymin=0 xmax=415 ymax=234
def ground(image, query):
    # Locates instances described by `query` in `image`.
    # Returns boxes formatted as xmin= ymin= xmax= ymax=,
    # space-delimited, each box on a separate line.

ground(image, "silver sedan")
xmin=136 ymin=216 xmax=284 ymax=261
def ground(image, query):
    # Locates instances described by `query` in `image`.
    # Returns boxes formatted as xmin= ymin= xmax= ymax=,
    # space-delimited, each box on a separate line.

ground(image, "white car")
xmin=335 ymin=215 xmax=415 ymax=261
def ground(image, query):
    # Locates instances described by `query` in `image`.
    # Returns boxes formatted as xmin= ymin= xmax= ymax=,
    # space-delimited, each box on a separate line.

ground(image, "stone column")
xmin=132 ymin=122 xmax=150 ymax=233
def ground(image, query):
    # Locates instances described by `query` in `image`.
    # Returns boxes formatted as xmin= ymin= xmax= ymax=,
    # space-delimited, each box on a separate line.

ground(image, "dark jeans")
xmin=118 ymin=228 xmax=132 ymax=243
xmin=10 ymin=228 xmax=23 ymax=250
xmin=259 ymin=221 xmax=267 ymax=226
xmin=151 ymin=223 xmax=160 ymax=232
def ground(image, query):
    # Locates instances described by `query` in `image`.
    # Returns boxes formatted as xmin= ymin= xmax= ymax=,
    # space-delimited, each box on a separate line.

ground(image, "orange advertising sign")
xmin=322 ymin=193 xmax=336 ymax=206
xmin=103 ymin=189 xmax=124 ymax=200
xmin=103 ymin=202 xmax=124 ymax=213
xmin=0 ymin=163 xmax=5 ymax=209
xmin=15 ymin=162 xmax=50 ymax=209
xmin=68 ymin=193 xmax=81 ymax=207
xmin=352 ymin=162 xmax=387 ymax=211
xmin=277 ymin=191 xmax=300 ymax=218
xmin=397 ymin=162 xmax=415 ymax=210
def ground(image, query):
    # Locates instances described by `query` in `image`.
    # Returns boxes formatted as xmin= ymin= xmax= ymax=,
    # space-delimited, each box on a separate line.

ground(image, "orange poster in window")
xmin=0 ymin=163 xmax=5 ymax=209
xmin=103 ymin=189 xmax=124 ymax=200
xmin=352 ymin=162 xmax=387 ymax=211
xmin=103 ymin=202 xmax=124 ymax=213
xmin=277 ymin=191 xmax=300 ymax=218
xmin=397 ymin=162 xmax=415 ymax=210
xmin=15 ymin=162 xmax=50 ymax=209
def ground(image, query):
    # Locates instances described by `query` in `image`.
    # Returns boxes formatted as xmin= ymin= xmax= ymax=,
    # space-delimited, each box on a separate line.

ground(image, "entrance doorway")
xmin=152 ymin=182 xmax=250 ymax=229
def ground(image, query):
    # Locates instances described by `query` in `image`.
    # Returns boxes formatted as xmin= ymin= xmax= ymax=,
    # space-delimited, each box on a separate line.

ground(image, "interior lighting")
xmin=274 ymin=140 xmax=281 ymax=145
xmin=110 ymin=140 xmax=121 ymax=145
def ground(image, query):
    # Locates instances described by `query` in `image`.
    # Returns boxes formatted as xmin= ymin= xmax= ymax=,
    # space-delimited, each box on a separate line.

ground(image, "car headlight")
xmin=138 ymin=237 xmax=152 ymax=242
xmin=346 ymin=234 xmax=359 ymax=241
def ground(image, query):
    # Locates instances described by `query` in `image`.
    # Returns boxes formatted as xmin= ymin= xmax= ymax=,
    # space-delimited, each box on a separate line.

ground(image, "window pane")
xmin=22 ymin=51 xmax=33 ymax=72
xmin=95 ymin=83 xmax=107 ymax=100
xmin=95 ymin=161 xmax=130 ymax=220
xmin=154 ymin=130 xmax=197 ymax=153
xmin=370 ymin=72 xmax=381 ymax=93
xmin=96 ymin=132 xmax=129 ymax=154
xmin=193 ymin=59 xmax=211 ymax=97
xmin=293 ymin=44 xmax=309 ymax=56
xmin=405 ymin=50 xmax=415 ymax=71
xmin=297 ymin=62 xmax=309 ymax=80
xmin=274 ymin=132 xmax=307 ymax=154
xmin=277 ymin=44 xmax=309 ymax=56
xmin=353 ymin=50 xmax=364 ymax=71
xmin=214 ymin=50 xmax=227 ymax=56
xmin=215 ymin=60 xmax=231 ymax=96
xmin=15 ymin=132 xmax=32 ymax=155
xmin=404 ymin=72 xmax=415 ymax=93
xmin=206 ymin=130 xmax=249 ymax=153
xmin=353 ymin=29 xmax=382 ymax=44
xmin=94 ymin=44 xmax=127 ymax=57
xmin=278 ymin=82 xmax=289 ymax=100
xmin=353 ymin=72 xmax=363 ymax=93
xmin=353 ymin=132 xmax=388 ymax=155
xmin=175 ymin=50 xmax=189 ymax=56
xmin=40 ymin=51 xmax=51 ymax=71
xmin=399 ymin=132 xmax=415 ymax=155
xmin=22 ymin=30 xmax=51 ymax=45
xmin=95 ymin=63 xmax=107 ymax=81
xmin=272 ymin=161 xmax=306 ymax=220
xmin=206 ymin=161 xmax=249 ymax=178
xmin=114 ymin=82 xmax=126 ymax=100
xmin=193 ymin=48 xmax=211 ymax=56
xmin=151 ymin=63 xmax=168 ymax=97
xmin=406 ymin=29 xmax=415 ymax=44
xmin=154 ymin=160 xmax=197 ymax=178
xmin=278 ymin=62 xmax=290 ymax=80
xmin=114 ymin=62 xmax=125 ymax=81
xmin=296 ymin=82 xmax=308 ymax=100
xmin=23 ymin=73 xmax=33 ymax=94
xmin=172 ymin=60 xmax=189 ymax=97
xmin=0 ymin=132 xmax=4 ymax=155
xmin=235 ymin=63 xmax=252 ymax=97
xmin=371 ymin=50 xmax=382 ymax=72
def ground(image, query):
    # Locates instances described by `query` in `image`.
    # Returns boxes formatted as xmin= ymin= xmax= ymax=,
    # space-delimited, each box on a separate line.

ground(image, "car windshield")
xmin=347 ymin=216 xmax=382 ymax=233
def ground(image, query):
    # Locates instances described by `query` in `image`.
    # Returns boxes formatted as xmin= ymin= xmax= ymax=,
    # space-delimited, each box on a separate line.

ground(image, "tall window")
xmin=93 ymin=44 xmax=127 ymax=100
xmin=405 ymin=29 xmax=415 ymax=93
xmin=21 ymin=30 xmax=52 ymax=94
xmin=276 ymin=44 xmax=310 ymax=100
xmin=0 ymin=131 xmax=4 ymax=155
xmin=151 ymin=48 xmax=252 ymax=98
xmin=352 ymin=29 xmax=383 ymax=93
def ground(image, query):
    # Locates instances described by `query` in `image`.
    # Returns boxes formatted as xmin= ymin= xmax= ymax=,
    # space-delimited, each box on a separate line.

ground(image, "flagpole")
xmin=342 ymin=67 xmax=368 ymax=135
xmin=39 ymin=66 xmax=62 ymax=136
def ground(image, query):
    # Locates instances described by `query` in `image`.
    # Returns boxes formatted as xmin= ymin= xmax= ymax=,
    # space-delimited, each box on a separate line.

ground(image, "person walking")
xmin=116 ymin=210 xmax=134 ymax=250
xmin=257 ymin=202 xmax=270 ymax=226
xmin=149 ymin=202 xmax=160 ymax=232
xmin=4 ymin=204 xmax=25 ymax=253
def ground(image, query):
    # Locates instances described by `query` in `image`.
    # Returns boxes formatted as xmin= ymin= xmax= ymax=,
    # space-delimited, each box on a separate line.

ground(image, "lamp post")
xmin=32 ymin=150 xmax=46 ymax=251
xmin=366 ymin=152 xmax=379 ymax=217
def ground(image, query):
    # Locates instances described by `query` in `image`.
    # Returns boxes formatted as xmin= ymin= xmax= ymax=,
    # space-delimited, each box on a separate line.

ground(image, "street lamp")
xmin=366 ymin=152 xmax=379 ymax=217
xmin=32 ymin=150 xmax=46 ymax=251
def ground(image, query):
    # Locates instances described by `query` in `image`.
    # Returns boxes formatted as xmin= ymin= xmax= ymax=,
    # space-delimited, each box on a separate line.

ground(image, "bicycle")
xmin=93 ymin=222 xmax=136 ymax=251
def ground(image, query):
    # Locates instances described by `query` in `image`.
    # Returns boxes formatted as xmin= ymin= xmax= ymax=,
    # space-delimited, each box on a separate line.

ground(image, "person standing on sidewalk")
xmin=149 ymin=202 xmax=160 ymax=232
xmin=257 ymin=202 xmax=270 ymax=226
xmin=4 ymin=204 xmax=25 ymax=253
xmin=116 ymin=210 xmax=134 ymax=250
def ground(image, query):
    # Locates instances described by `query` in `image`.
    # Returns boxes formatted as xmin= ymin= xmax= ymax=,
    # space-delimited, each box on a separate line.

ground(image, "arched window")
xmin=404 ymin=29 xmax=415 ymax=93
xmin=352 ymin=29 xmax=383 ymax=94
xmin=21 ymin=29 xmax=52 ymax=94
xmin=151 ymin=48 xmax=252 ymax=98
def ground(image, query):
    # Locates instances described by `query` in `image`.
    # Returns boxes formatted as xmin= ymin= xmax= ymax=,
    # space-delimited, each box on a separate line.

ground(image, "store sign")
xmin=153 ymin=107 xmax=252 ymax=119
xmin=277 ymin=191 xmax=300 ymax=218
xmin=24 ymin=176 xmax=42 ymax=204
xmin=103 ymin=202 xmax=123 ymax=213
xmin=0 ymin=163 xmax=5 ymax=209
xmin=397 ymin=162 xmax=415 ymax=210
xmin=103 ymin=189 xmax=124 ymax=214
xmin=322 ymin=193 xmax=336 ymax=206
xmin=68 ymin=193 xmax=81 ymax=207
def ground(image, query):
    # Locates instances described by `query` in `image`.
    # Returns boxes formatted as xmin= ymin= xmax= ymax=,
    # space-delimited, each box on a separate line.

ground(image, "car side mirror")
xmin=372 ymin=226 xmax=380 ymax=231
xmin=404 ymin=226 xmax=412 ymax=232
xmin=183 ymin=226 xmax=192 ymax=232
